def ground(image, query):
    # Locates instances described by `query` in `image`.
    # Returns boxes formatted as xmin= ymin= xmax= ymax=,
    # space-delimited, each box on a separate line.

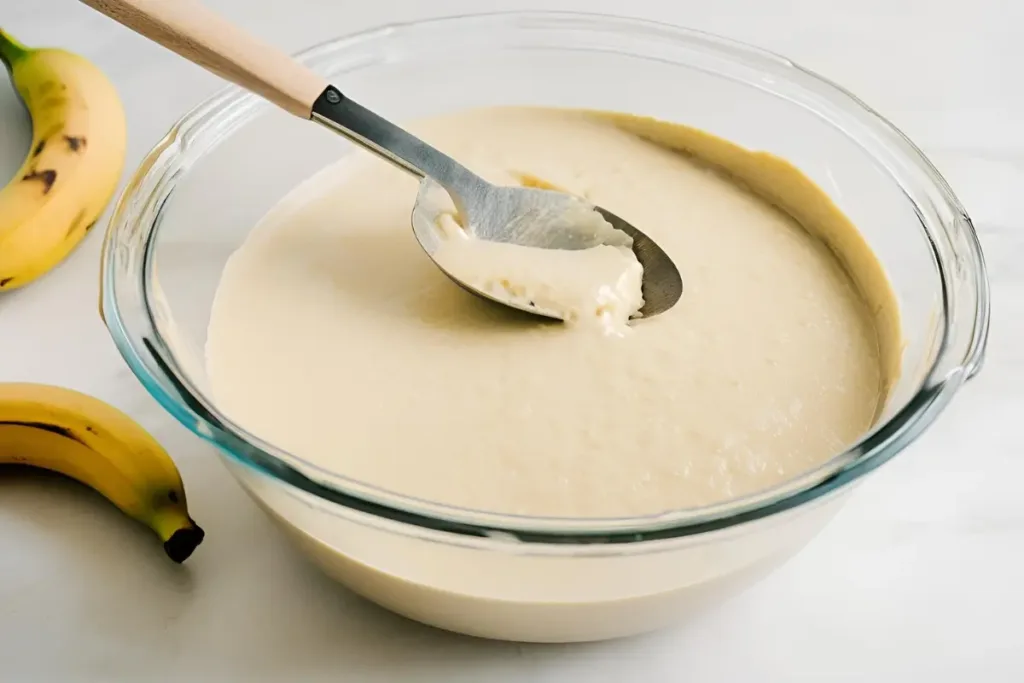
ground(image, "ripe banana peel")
xmin=0 ymin=383 xmax=204 ymax=562
xmin=0 ymin=34 xmax=202 ymax=561
xmin=0 ymin=29 xmax=126 ymax=290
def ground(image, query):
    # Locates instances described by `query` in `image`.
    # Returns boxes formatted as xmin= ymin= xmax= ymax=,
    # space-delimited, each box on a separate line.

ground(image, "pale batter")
xmin=422 ymin=178 xmax=645 ymax=334
xmin=432 ymin=230 xmax=644 ymax=335
xmin=206 ymin=107 xmax=901 ymax=518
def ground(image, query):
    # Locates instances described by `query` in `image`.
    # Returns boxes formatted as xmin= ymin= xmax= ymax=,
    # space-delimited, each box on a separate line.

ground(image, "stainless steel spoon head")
xmin=593 ymin=205 xmax=684 ymax=320
xmin=310 ymin=89 xmax=682 ymax=322
xmin=411 ymin=179 xmax=683 ymax=321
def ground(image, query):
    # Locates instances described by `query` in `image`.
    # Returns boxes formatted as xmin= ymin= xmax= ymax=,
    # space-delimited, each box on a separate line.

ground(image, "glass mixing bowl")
xmin=101 ymin=12 xmax=990 ymax=642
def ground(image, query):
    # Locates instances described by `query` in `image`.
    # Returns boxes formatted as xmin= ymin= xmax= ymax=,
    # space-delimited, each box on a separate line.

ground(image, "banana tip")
xmin=163 ymin=523 xmax=205 ymax=563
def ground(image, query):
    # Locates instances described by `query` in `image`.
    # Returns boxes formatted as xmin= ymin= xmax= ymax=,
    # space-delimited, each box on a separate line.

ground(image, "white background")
xmin=1 ymin=0 xmax=1021 ymax=680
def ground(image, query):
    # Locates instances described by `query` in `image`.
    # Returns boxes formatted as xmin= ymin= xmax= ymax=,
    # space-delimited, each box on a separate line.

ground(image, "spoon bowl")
xmin=411 ymin=179 xmax=683 ymax=320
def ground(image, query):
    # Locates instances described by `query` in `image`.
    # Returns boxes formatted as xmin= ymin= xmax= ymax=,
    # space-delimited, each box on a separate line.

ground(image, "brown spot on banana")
xmin=22 ymin=169 xmax=57 ymax=194
xmin=0 ymin=277 xmax=13 ymax=288
xmin=150 ymin=489 xmax=183 ymax=511
xmin=63 ymin=135 xmax=86 ymax=152
xmin=39 ymin=95 xmax=67 ymax=111
xmin=0 ymin=420 xmax=87 ymax=446
xmin=32 ymin=139 xmax=45 ymax=157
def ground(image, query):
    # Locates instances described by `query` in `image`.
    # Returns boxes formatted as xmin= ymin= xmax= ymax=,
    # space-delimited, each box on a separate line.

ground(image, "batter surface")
xmin=206 ymin=107 xmax=900 ymax=517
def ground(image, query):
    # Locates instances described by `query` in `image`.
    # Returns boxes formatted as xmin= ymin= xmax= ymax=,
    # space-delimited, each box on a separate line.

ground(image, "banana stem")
xmin=0 ymin=30 xmax=29 ymax=72
xmin=151 ymin=508 xmax=206 ymax=563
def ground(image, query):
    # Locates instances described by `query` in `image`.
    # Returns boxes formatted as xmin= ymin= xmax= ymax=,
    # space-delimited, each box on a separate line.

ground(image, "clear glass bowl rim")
xmin=101 ymin=10 xmax=991 ymax=545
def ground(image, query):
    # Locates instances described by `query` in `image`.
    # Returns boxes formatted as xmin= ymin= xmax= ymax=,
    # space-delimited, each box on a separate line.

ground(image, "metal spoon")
xmin=82 ymin=0 xmax=683 ymax=320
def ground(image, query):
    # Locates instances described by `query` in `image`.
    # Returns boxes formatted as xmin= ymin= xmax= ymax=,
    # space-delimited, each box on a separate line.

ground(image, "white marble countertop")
xmin=1 ymin=0 xmax=1020 ymax=680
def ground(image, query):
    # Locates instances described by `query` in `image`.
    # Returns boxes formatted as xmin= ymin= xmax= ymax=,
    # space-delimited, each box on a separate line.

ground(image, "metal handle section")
xmin=310 ymin=86 xmax=478 ymax=190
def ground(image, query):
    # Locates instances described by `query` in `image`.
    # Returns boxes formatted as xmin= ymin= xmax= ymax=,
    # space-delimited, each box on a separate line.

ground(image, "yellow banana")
xmin=0 ymin=30 xmax=126 ymax=291
xmin=0 ymin=383 xmax=204 ymax=562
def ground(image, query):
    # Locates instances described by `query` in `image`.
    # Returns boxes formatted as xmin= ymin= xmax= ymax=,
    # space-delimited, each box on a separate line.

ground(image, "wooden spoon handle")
xmin=79 ymin=0 xmax=327 ymax=117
